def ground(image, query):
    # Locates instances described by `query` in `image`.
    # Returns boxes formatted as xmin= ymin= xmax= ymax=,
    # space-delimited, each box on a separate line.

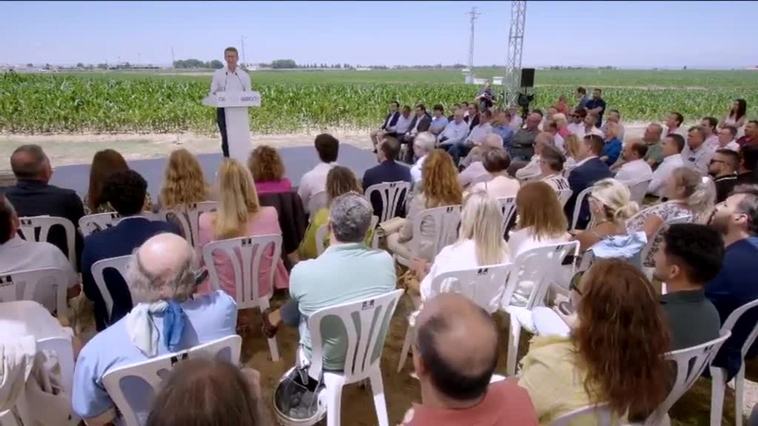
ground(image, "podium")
xmin=203 ymin=91 xmax=261 ymax=164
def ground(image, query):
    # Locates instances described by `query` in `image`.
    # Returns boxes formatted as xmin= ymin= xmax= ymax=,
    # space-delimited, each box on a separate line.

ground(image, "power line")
xmin=466 ymin=7 xmax=481 ymax=84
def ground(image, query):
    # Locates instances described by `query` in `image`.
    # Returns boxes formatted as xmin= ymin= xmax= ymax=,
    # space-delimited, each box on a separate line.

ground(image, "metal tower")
xmin=503 ymin=1 xmax=527 ymax=106
xmin=465 ymin=7 xmax=480 ymax=84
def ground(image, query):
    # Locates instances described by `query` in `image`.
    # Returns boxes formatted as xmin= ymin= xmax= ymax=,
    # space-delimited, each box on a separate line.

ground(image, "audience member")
xmin=458 ymin=137 xmax=502 ymax=188
xmin=446 ymin=103 xmax=460 ymax=122
xmin=665 ymin=111 xmax=686 ymax=137
xmin=248 ymin=145 xmax=293 ymax=195
xmin=429 ymin=104 xmax=449 ymax=136
xmin=197 ymin=159 xmax=288 ymax=299
xmin=85 ymin=149 xmax=140 ymax=214
xmin=370 ymin=100 xmax=400 ymax=149
xmin=73 ymin=233 xmax=237 ymax=424
xmin=647 ymin=134 xmax=685 ymax=197
xmin=362 ymin=135 xmax=412 ymax=218
xmin=574 ymin=87 xmax=589 ymax=110
xmin=146 ymin=358 xmax=267 ymax=426
xmin=601 ymin=109 xmax=625 ymax=141
xmin=510 ymin=112 xmax=542 ymax=161
xmin=562 ymin=133 xmax=581 ymax=174
xmin=5 ymin=144 xmax=85 ymax=268
xmin=467 ymin=103 xmax=481 ymax=130
xmin=643 ymin=122 xmax=665 ymax=169
xmin=507 ymin=106 xmax=523 ymax=130
xmin=81 ymin=170 xmax=181 ymax=330
xmin=564 ymin=134 xmax=613 ymax=229
xmin=410 ymin=132 xmax=437 ymax=185
xmin=508 ymin=182 xmax=570 ymax=258
xmin=737 ymin=120 xmax=758 ymax=148
xmin=702 ymin=116 xmax=720 ymax=149
xmin=581 ymin=113 xmax=604 ymax=139
xmin=544 ymin=120 xmax=565 ymax=154
xmin=681 ymin=126 xmax=715 ymax=175
xmin=719 ymin=98 xmax=748 ymax=131
xmin=614 ymin=140 xmax=653 ymax=184
xmin=491 ymin=110 xmax=515 ymax=150
xmin=401 ymin=294 xmax=538 ymax=426
xmin=709 ymin=149 xmax=739 ymax=203
xmin=566 ymin=108 xmax=586 ymax=137
xmin=391 ymin=105 xmax=415 ymax=139
xmin=554 ymin=94 xmax=569 ymax=115
xmin=437 ymin=109 xmax=469 ymax=149
xmin=539 ymin=144 xmax=571 ymax=192
xmin=0 ymin=196 xmax=79 ymax=312
xmin=298 ymin=133 xmax=339 ymax=214
xmin=468 ymin=147 xmax=520 ymax=199
xmin=653 ymin=224 xmax=722 ymax=350
xmin=737 ymin=146 xmax=758 ymax=185
xmin=158 ymin=148 xmax=211 ymax=210
xmin=584 ymin=88 xmax=607 ymax=127
xmin=449 ymin=110 xmax=493 ymax=165
xmin=707 ymin=184 xmax=758 ymax=380
xmin=518 ymin=259 xmax=670 ymax=424
xmin=515 ymin=132 xmax=554 ymax=180
xmin=599 ymin=122 xmax=623 ymax=166
xmin=718 ymin=125 xmax=741 ymax=152
xmin=402 ymin=104 xmax=433 ymax=162
xmin=475 ymin=80 xmax=494 ymax=110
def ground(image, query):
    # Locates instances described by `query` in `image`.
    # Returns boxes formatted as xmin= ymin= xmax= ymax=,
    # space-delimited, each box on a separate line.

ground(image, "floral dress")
xmin=626 ymin=201 xmax=692 ymax=266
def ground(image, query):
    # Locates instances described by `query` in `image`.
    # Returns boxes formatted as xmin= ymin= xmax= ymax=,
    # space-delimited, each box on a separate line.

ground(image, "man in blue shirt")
xmin=428 ymin=104 xmax=449 ymax=137
xmin=491 ymin=110 xmax=515 ymax=152
xmin=600 ymin=121 xmax=623 ymax=166
xmin=584 ymin=88 xmax=607 ymax=128
xmin=706 ymin=184 xmax=758 ymax=380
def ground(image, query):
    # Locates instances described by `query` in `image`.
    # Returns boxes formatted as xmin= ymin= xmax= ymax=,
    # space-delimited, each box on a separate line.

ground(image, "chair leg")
xmin=397 ymin=323 xmax=414 ymax=373
xmin=710 ymin=366 xmax=726 ymax=426
xmin=258 ymin=299 xmax=280 ymax=362
xmin=506 ymin=317 xmax=522 ymax=376
xmin=323 ymin=375 xmax=345 ymax=426
xmin=735 ymin=364 xmax=745 ymax=426
xmin=369 ymin=368 xmax=389 ymax=426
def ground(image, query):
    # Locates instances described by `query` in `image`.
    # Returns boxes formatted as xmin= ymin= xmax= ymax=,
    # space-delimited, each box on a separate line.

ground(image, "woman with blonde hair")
xmin=384 ymin=150 xmax=463 ymax=261
xmin=508 ymin=181 xmax=570 ymax=258
xmin=196 ymin=159 xmax=288 ymax=299
xmin=562 ymin=133 xmax=581 ymax=175
xmin=248 ymin=145 xmax=292 ymax=195
xmin=159 ymin=148 xmax=210 ymax=209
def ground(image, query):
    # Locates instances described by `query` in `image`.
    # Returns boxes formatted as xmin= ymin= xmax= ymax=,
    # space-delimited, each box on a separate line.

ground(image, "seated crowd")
xmin=0 ymin=89 xmax=756 ymax=426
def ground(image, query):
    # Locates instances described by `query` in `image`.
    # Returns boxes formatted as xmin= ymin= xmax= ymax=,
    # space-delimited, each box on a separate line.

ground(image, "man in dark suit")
xmin=467 ymin=102 xmax=481 ymax=131
xmin=362 ymin=136 xmax=412 ymax=219
xmin=4 ymin=144 xmax=85 ymax=269
xmin=81 ymin=170 xmax=181 ymax=331
xmin=564 ymin=134 xmax=613 ymax=229
xmin=370 ymin=101 xmax=401 ymax=151
xmin=401 ymin=104 xmax=432 ymax=163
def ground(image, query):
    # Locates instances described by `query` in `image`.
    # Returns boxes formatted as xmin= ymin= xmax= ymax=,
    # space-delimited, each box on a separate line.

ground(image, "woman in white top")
xmin=508 ymin=181 xmax=571 ymax=258
xmin=719 ymin=99 xmax=747 ymax=131
xmin=469 ymin=146 xmax=520 ymax=199
xmin=417 ymin=191 xmax=510 ymax=309
xmin=562 ymin=133 xmax=581 ymax=176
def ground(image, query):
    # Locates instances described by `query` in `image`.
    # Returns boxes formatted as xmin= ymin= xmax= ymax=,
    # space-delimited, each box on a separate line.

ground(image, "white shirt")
xmin=0 ymin=237 xmax=78 ymax=312
xmin=705 ymin=134 xmax=720 ymax=150
xmin=467 ymin=122 xmax=493 ymax=145
xmin=719 ymin=140 xmax=740 ymax=152
xmin=515 ymin=155 xmax=542 ymax=180
xmin=458 ymin=162 xmax=490 ymax=188
xmin=393 ymin=114 xmax=413 ymax=135
xmin=553 ymin=132 xmax=565 ymax=153
xmin=439 ymin=120 xmax=470 ymax=146
xmin=210 ymin=65 xmax=251 ymax=94
xmin=615 ymin=158 xmax=653 ymax=184
xmin=567 ymin=122 xmax=584 ymax=137
xmin=681 ymin=144 xmax=715 ymax=176
xmin=648 ymin=153 xmax=684 ymax=196
xmin=429 ymin=116 xmax=449 ymax=135
xmin=298 ymin=162 xmax=337 ymax=214
xmin=509 ymin=115 xmax=523 ymax=131
xmin=585 ymin=126 xmax=605 ymax=139
xmin=508 ymin=227 xmax=570 ymax=259
xmin=666 ymin=126 xmax=687 ymax=138
xmin=469 ymin=175 xmax=520 ymax=199
xmin=410 ymin=155 xmax=427 ymax=185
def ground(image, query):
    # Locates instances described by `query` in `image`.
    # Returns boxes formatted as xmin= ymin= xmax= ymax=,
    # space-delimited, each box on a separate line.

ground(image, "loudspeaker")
xmin=520 ymin=68 xmax=535 ymax=88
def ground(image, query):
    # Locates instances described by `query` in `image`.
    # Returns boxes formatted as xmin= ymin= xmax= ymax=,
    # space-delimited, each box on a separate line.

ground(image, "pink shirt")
xmin=197 ymin=207 xmax=289 ymax=298
xmin=255 ymin=178 xmax=293 ymax=195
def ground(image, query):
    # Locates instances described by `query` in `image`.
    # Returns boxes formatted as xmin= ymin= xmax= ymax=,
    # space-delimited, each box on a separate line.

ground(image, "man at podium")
xmin=210 ymin=47 xmax=251 ymax=158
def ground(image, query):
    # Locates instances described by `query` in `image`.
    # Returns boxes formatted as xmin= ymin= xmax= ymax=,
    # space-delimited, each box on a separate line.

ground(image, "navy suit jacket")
xmin=564 ymin=157 xmax=612 ymax=229
xmin=81 ymin=216 xmax=181 ymax=330
xmin=362 ymin=160 xmax=412 ymax=218
xmin=381 ymin=111 xmax=400 ymax=130
xmin=405 ymin=114 xmax=432 ymax=137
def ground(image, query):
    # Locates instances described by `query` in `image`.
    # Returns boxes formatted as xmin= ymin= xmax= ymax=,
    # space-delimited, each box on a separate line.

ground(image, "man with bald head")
xmin=515 ymin=131 xmax=555 ymax=180
xmin=401 ymin=294 xmax=538 ymax=425
xmin=643 ymin=122 xmax=665 ymax=169
xmin=72 ymin=233 xmax=237 ymax=426
xmin=510 ymin=111 xmax=542 ymax=161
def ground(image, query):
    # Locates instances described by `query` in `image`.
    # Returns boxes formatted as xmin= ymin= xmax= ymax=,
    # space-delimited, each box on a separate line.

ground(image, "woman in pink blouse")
xmin=248 ymin=145 xmax=293 ymax=194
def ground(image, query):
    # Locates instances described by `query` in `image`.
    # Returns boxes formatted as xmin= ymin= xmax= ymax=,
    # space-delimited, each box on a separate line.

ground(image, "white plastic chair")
xmin=91 ymin=255 xmax=132 ymax=325
xmin=644 ymin=331 xmax=731 ymax=426
xmin=308 ymin=191 xmax=328 ymax=218
xmin=625 ymin=179 xmax=652 ymax=205
xmin=305 ymin=289 xmax=403 ymax=426
xmin=0 ymin=267 xmax=69 ymax=316
xmin=102 ymin=335 xmax=242 ymax=426
xmin=158 ymin=201 xmax=217 ymax=248
xmin=550 ymin=404 xmax=613 ymax=426
xmin=709 ymin=299 xmax=758 ymax=426
xmin=17 ymin=216 xmax=77 ymax=269
xmin=364 ymin=181 xmax=411 ymax=223
xmin=202 ymin=234 xmax=282 ymax=361
xmin=500 ymin=241 xmax=580 ymax=375
xmin=556 ymin=188 xmax=573 ymax=208
xmin=569 ymin=187 xmax=594 ymax=231
xmin=395 ymin=205 xmax=462 ymax=267
xmin=396 ymin=263 xmax=514 ymax=373
xmin=497 ymin=196 xmax=517 ymax=236
xmin=78 ymin=212 xmax=121 ymax=237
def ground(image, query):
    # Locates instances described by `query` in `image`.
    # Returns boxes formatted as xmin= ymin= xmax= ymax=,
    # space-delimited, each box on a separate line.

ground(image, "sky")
xmin=1 ymin=1 xmax=756 ymax=69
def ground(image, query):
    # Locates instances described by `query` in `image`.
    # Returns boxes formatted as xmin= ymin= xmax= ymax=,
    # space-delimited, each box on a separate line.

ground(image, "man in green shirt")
xmin=643 ymin=122 xmax=665 ymax=170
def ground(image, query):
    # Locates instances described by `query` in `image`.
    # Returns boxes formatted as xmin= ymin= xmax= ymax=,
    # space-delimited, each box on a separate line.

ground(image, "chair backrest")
xmin=202 ymin=234 xmax=282 ymax=310
xmin=0 ymin=267 xmax=69 ymax=316
xmin=307 ymin=289 xmax=403 ymax=383
xmin=308 ymin=191 xmax=328 ymax=217
xmin=102 ymin=335 xmax=242 ymax=426
xmin=411 ymin=205 xmax=462 ymax=259
xmin=570 ymin=187 xmax=594 ymax=230
xmin=158 ymin=201 xmax=217 ymax=248
xmin=78 ymin=212 xmax=121 ymax=237
xmin=719 ymin=298 xmax=758 ymax=358
xmin=639 ymin=214 xmax=692 ymax=266
xmin=497 ymin=197 xmax=517 ymax=236
xmin=626 ymin=179 xmax=652 ymax=205
xmin=549 ymin=404 xmax=612 ymax=426
xmin=17 ymin=216 xmax=77 ymax=268
xmin=556 ymin=188 xmax=573 ymax=208
xmin=647 ymin=331 xmax=731 ymax=424
xmin=315 ymin=223 xmax=329 ymax=257
xmin=502 ymin=241 xmax=580 ymax=309
xmin=430 ymin=263 xmax=513 ymax=314
xmin=364 ymin=181 xmax=411 ymax=223
xmin=91 ymin=255 xmax=133 ymax=322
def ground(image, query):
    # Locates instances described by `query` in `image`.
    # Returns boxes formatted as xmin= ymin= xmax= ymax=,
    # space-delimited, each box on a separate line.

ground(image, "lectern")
xmin=202 ymin=91 xmax=261 ymax=163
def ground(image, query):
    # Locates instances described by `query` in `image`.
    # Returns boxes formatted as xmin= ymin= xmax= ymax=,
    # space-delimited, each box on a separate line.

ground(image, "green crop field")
xmin=2 ymin=68 xmax=757 ymax=134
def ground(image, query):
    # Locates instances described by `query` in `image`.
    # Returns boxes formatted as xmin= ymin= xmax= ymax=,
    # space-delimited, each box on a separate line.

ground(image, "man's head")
xmin=389 ymin=101 xmax=399 ymax=113
xmin=708 ymin=149 xmax=739 ymax=177
xmin=327 ymin=192 xmax=372 ymax=244
xmin=432 ymin=104 xmax=444 ymax=118
xmin=482 ymin=133 xmax=504 ymax=149
xmin=576 ymin=87 xmax=587 ymax=99
xmin=607 ymin=109 xmax=621 ymax=123
xmin=413 ymin=132 xmax=436 ymax=158
xmin=467 ymin=103 xmax=479 ymax=117
xmin=479 ymin=109 xmax=492 ymax=124
xmin=687 ymin=126 xmax=706 ymax=150
xmin=583 ymin=113 xmax=597 ymax=129
xmin=10 ymin=144 xmax=52 ymax=182
xmin=701 ymin=117 xmax=718 ymax=136
xmin=745 ymin=120 xmax=758 ymax=139
xmin=570 ymin=108 xmax=587 ymax=124
xmin=453 ymin=108 xmax=465 ymax=124
xmin=653 ymin=223 xmax=724 ymax=287
xmin=644 ymin=123 xmax=664 ymax=143
xmin=128 ymin=233 xmax=197 ymax=304
xmin=540 ymin=144 xmax=565 ymax=175
xmin=492 ymin=110 xmax=508 ymax=126
xmin=223 ymin=47 xmax=238 ymax=70
xmin=102 ymin=170 xmax=148 ymax=216
xmin=622 ymin=140 xmax=648 ymax=162
xmin=0 ymin=197 xmax=19 ymax=245
xmin=666 ymin=112 xmax=684 ymax=129
xmin=314 ymin=133 xmax=339 ymax=163
xmin=718 ymin=125 xmax=738 ymax=146
xmin=401 ymin=105 xmax=412 ymax=118
xmin=413 ymin=293 xmax=498 ymax=404
xmin=580 ymin=134 xmax=604 ymax=159
xmin=740 ymin=146 xmax=758 ymax=173
xmin=662 ymin=134 xmax=686 ymax=157
xmin=709 ymin=184 xmax=758 ymax=238
xmin=525 ymin=112 xmax=541 ymax=130
xmin=415 ymin=104 xmax=427 ymax=118
xmin=534 ymin=132 xmax=555 ymax=156
xmin=378 ymin=135 xmax=401 ymax=162
xmin=604 ymin=122 xmax=619 ymax=140
xmin=592 ymin=88 xmax=602 ymax=99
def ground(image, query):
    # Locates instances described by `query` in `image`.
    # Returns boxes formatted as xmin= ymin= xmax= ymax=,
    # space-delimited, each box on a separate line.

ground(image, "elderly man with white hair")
xmin=515 ymin=132 xmax=555 ymax=181
xmin=410 ymin=131 xmax=437 ymax=185
xmin=458 ymin=133 xmax=504 ymax=188
xmin=72 ymin=233 xmax=237 ymax=426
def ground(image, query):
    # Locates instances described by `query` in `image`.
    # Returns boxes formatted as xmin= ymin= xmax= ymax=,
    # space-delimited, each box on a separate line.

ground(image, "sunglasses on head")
xmin=569 ymin=270 xmax=586 ymax=296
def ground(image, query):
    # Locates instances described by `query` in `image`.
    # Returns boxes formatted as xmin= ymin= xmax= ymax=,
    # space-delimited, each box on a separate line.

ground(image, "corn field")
xmin=1 ymin=71 xmax=756 ymax=134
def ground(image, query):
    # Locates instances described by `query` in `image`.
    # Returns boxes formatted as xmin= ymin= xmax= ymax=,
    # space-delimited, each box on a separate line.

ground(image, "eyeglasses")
xmin=569 ymin=270 xmax=585 ymax=296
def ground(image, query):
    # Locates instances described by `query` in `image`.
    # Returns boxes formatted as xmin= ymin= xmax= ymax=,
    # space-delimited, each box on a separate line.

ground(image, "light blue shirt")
xmin=72 ymin=290 xmax=237 ymax=422
xmin=590 ymin=231 xmax=647 ymax=269
xmin=290 ymin=243 xmax=396 ymax=370
xmin=429 ymin=116 xmax=449 ymax=134
xmin=439 ymin=120 xmax=470 ymax=146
